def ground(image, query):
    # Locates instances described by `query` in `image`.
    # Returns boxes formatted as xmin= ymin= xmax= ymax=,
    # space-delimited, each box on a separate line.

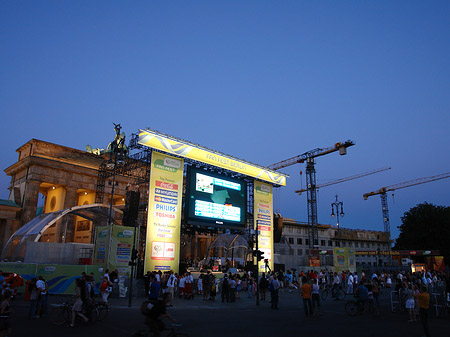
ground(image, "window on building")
xmin=321 ymin=240 xmax=326 ymax=246
xmin=305 ymin=239 xmax=310 ymax=246
xmin=289 ymin=248 xmax=294 ymax=255
xmin=305 ymin=249 xmax=309 ymax=255
xmin=297 ymin=249 xmax=303 ymax=256
xmin=288 ymin=237 xmax=294 ymax=244
xmin=355 ymin=242 xmax=359 ymax=248
xmin=328 ymin=240 xmax=332 ymax=246
xmin=297 ymin=238 xmax=302 ymax=245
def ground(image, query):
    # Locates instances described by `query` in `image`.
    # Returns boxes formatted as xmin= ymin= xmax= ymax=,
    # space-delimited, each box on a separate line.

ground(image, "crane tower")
xmin=363 ymin=172 xmax=450 ymax=235
xmin=269 ymin=140 xmax=354 ymax=248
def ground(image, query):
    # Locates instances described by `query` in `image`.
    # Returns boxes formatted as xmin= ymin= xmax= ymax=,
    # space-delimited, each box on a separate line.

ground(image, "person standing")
xmin=259 ymin=273 xmax=268 ymax=301
xmin=405 ymin=284 xmax=416 ymax=322
xmin=229 ymin=275 xmax=236 ymax=302
xmin=28 ymin=278 xmax=39 ymax=319
xmin=300 ymin=278 xmax=312 ymax=317
xmin=148 ymin=276 xmax=161 ymax=302
xmin=35 ymin=276 xmax=48 ymax=318
xmin=185 ymin=272 xmax=194 ymax=299
xmin=0 ymin=272 xmax=4 ymax=294
xmin=210 ymin=275 xmax=217 ymax=301
xmin=197 ymin=274 xmax=203 ymax=296
xmin=372 ymin=277 xmax=380 ymax=306
xmin=143 ymin=271 xmax=151 ymax=298
xmin=0 ymin=290 xmax=12 ymax=337
xmin=269 ymin=275 xmax=280 ymax=310
xmin=70 ymin=278 xmax=88 ymax=327
xmin=202 ymin=272 xmax=210 ymax=301
xmin=347 ymin=273 xmax=354 ymax=295
xmin=100 ymin=276 xmax=113 ymax=304
xmin=414 ymin=285 xmax=431 ymax=337
xmin=178 ymin=274 xmax=186 ymax=299
xmin=332 ymin=272 xmax=341 ymax=299
xmin=221 ymin=274 xmax=229 ymax=303
xmin=311 ymin=279 xmax=321 ymax=316
xmin=103 ymin=269 xmax=110 ymax=282
xmin=166 ymin=271 xmax=176 ymax=306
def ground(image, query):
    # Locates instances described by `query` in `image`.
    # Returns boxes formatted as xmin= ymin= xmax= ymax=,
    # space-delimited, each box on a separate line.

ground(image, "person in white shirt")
xmin=178 ymin=275 xmax=186 ymax=298
xmin=332 ymin=273 xmax=341 ymax=298
xmin=311 ymin=279 xmax=321 ymax=315
xmin=347 ymin=273 xmax=354 ymax=295
xmin=104 ymin=269 xmax=110 ymax=282
xmin=166 ymin=271 xmax=177 ymax=306
xmin=35 ymin=276 xmax=47 ymax=318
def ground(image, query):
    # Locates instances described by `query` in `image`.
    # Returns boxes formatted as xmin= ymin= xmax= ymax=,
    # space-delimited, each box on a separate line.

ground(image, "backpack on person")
xmin=222 ymin=277 xmax=228 ymax=288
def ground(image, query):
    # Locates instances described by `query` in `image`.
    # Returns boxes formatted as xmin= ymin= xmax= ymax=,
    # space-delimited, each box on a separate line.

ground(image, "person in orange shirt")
xmin=414 ymin=285 xmax=430 ymax=337
xmin=300 ymin=277 xmax=312 ymax=317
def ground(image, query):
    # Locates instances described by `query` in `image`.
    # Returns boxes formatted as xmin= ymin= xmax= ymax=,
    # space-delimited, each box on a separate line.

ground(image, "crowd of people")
xmin=0 ymin=266 xmax=448 ymax=336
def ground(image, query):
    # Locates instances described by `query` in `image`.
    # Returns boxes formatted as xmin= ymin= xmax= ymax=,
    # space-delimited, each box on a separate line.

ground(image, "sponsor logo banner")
xmin=145 ymin=152 xmax=184 ymax=274
xmin=254 ymin=181 xmax=274 ymax=273
xmin=139 ymin=129 xmax=288 ymax=186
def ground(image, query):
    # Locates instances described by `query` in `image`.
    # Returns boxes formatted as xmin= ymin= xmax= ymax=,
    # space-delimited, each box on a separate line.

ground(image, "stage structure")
xmin=138 ymin=129 xmax=289 ymax=274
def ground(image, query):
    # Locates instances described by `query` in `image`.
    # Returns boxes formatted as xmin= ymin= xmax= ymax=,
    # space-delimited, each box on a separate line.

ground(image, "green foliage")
xmin=394 ymin=202 xmax=450 ymax=261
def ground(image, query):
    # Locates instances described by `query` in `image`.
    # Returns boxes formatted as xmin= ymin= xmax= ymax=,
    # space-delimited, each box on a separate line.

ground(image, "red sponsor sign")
xmin=152 ymin=257 xmax=175 ymax=261
xmin=258 ymin=225 xmax=271 ymax=231
xmin=155 ymin=181 xmax=179 ymax=190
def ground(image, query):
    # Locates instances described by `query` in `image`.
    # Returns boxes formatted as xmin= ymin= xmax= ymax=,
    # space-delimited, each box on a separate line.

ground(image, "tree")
xmin=394 ymin=202 xmax=450 ymax=262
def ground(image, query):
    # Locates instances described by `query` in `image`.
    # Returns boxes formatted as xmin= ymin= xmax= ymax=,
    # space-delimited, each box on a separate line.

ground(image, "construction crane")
xmin=363 ymin=172 xmax=450 ymax=235
xmin=295 ymin=167 xmax=391 ymax=195
xmin=269 ymin=140 xmax=355 ymax=249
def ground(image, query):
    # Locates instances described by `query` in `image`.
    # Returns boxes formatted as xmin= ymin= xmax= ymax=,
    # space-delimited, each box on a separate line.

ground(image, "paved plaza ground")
xmin=8 ymin=287 xmax=449 ymax=337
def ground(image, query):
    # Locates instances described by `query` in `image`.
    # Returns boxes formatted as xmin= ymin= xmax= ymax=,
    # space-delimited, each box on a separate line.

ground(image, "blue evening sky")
xmin=1 ymin=1 xmax=449 ymax=241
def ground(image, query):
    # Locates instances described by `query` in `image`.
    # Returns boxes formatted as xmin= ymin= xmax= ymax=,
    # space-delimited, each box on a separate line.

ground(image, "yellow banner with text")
xmin=139 ymin=129 xmax=287 ymax=186
xmin=145 ymin=152 xmax=184 ymax=274
xmin=254 ymin=181 xmax=274 ymax=273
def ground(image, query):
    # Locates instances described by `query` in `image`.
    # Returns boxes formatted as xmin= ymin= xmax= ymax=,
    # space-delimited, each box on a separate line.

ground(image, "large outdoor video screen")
xmin=185 ymin=167 xmax=247 ymax=228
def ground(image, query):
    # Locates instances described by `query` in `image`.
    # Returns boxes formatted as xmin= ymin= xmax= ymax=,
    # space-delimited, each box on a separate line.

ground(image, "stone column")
xmin=21 ymin=180 xmax=40 ymax=226
xmin=64 ymin=186 xmax=78 ymax=209
xmin=58 ymin=186 xmax=78 ymax=243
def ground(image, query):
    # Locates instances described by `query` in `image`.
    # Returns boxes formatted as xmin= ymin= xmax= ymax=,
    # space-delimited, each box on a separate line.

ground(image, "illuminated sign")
xmin=255 ymin=181 xmax=274 ymax=272
xmin=145 ymin=152 xmax=184 ymax=273
xmin=138 ymin=129 xmax=288 ymax=186
xmin=185 ymin=166 xmax=247 ymax=228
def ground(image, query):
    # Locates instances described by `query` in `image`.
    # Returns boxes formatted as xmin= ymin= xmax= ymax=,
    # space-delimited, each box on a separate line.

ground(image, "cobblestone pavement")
xmin=8 ymin=288 xmax=449 ymax=337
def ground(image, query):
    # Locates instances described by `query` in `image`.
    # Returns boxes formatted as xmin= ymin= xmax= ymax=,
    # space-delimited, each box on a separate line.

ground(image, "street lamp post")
xmin=331 ymin=195 xmax=344 ymax=247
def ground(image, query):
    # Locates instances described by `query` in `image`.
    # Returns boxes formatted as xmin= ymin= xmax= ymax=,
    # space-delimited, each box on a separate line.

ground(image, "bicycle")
xmin=345 ymin=298 xmax=379 ymax=317
xmin=92 ymin=300 xmax=109 ymax=321
xmin=321 ymin=284 xmax=346 ymax=301
xmin=48 ymin=300 xmax=72 ymax=326
xmin=48 ymin=297 xmax=100 ymax=326
xmin=132 ymin=323 xmax=190 ymax=337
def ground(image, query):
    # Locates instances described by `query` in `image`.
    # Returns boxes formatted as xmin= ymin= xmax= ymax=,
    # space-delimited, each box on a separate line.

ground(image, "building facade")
xmin=274 ymin=217 xmax=391 ymax=271
xmin=1 ymin=139 xmax=129 ymax=248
